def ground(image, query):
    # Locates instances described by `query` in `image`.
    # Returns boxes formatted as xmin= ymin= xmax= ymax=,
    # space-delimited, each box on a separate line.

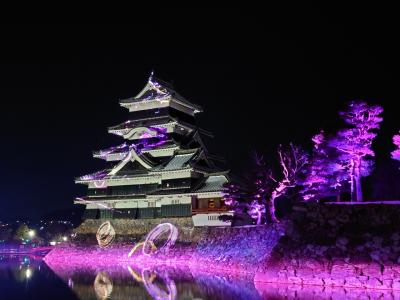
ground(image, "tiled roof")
xmin=195 ymin=175 xmax=228 ymax=193
xmin=161 ymin=152 xmax=196 ymax=171
xmin=108 ymin=116 xmax=174 ymax=131
xmin=119 ymin=76 xmax=203 ymax=111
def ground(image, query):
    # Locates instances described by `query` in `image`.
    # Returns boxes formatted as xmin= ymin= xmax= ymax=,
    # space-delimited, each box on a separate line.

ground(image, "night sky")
xmin=1 ymin=8 xmax=400 ymax=220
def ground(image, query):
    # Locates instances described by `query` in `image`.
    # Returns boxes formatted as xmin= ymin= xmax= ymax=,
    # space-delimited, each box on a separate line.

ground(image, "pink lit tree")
xmin=329 ymin=101 xmax=383 ymax=202
xmin=248 ymin=200 xmax=266 ymax=225
xmin=224 ymin=145 xmax=308 ymax=224
xmin=301 ymin=131 xmax=348 ymax=201
xmin=223 ymin=153 xmax=269 ymax=225
xmin=222 ymin=182 xmax=249 ymax=219
xmin=391 ymin=131 xmax=400 ymax=163
xmin=268 ymin=144 xmax=308 ymax=222
xmin=247 ymin=151 xmax=270 ymax=224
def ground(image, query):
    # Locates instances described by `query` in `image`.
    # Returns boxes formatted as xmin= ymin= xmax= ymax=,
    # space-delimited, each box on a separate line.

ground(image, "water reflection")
xmin=46 ymin=262 xmax=260 ymax=300
xmin=46 ymin=261 xmax=400 ymax=300
xmin=128 ymin=266 xmax=176 ymax=300
xmin=0 ymin=255 xmax=79 ymax=300
xmin=2 ymin=255 xmax=399 ymax=299
xmin=94 ymin=272 xmax=113 ymax=299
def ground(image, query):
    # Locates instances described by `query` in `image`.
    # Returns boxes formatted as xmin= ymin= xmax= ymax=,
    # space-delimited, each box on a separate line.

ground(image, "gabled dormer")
xmin=119 ymin=72 xmax=203 ymax=116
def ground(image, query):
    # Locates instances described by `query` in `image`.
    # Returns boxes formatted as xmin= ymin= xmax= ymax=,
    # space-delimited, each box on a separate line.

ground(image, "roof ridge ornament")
xmin=148 ymin=70 xmax=155 ymax=82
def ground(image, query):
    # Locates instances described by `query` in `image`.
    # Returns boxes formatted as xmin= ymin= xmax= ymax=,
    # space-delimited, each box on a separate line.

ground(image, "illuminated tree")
xmin=268 ymin=144 xmax=308 ymax=222
xmin=223 ymin=182 xmax=243 ymax=208
xmin=222 ymin=182 xmax=248 ymax=223
xmin=329 ymin=101 xmax=383 ymax=202
xmin=301 ymin=131 xmax=348 ymax=201
xmin=224 ymin=145 xmax=308 ymax=224
xmin=391 ymin=131 xmax=400 ymax=163
xmin=247 ymin=151 xmax=270 ymax=224
xmin=248 ymin=200 xmax=266 ymax=225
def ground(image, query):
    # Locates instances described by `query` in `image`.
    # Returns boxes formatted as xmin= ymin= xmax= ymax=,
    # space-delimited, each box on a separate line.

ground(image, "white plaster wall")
xmin=192 ymin=212 xmax=232 ymax=227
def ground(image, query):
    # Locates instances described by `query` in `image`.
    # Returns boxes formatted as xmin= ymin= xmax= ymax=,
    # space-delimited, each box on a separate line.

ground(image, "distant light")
xmin=50 ymin=241 xmax=56 ymax=246
xmin=28 ymin=230 xmax=35 ymax=238
xmin=62 ymin=236 xmax=68 ymax=242
xmin=26 ymin=268 xmax=32 ymax=279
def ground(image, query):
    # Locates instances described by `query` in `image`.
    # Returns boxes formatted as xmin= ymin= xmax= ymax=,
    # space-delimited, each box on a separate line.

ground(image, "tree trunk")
xmin=336 ymin=193 xmax=341 ymax=202
xmin=354 ymin=159 xmax=363 ymax=202
xmin=256 ymin=210 xmax=262 ymax=225
xmin=268 ymin=196 xmax=279 ymax=223
xmin=350 ymin=159 xmax=355 ymax=202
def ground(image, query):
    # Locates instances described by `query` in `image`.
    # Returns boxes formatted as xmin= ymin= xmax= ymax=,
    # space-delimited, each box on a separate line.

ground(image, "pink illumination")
xmin=97 ymin=126 xmax=168 ymax=160
xmin=329 ymin=101 xmax=383 ymax=202
xmin=97 ymin=142 xmax=129 ymax=159
xmin=392 ymin=132 xmax=400 ymax=163
xmin=223 ymin=145 xmax=308 ymax=224
xmin=78 ymin=170 xmax=108 ymax=181
xmin=301 ymin=131 xmax=348 ymax=201
xmin=268 ymin=144 xmax=308 ymax=222
xmin=248 ymin=200 xmax=266 ymax=225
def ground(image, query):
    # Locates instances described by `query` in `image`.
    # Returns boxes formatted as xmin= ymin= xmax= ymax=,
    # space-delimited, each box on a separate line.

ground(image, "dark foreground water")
xmin=1 ymin=255 xmax=398 ymax=300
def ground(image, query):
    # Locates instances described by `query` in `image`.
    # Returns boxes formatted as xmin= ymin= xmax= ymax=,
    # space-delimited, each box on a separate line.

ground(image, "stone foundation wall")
xmin=255 ymin=203 xmax=400 ymax=290
xmin=74 ymin=217 xmax=204 ymax=244
xmin=191 ymin=225 xmax=282 ymax=273
xmin=69 ymin=203 xmax=400 ymax=290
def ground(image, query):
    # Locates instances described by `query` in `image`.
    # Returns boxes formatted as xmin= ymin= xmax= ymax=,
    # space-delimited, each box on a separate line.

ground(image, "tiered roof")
xmin=76 ymin=73 xmax=228 ymax=201
xmin=120 ymin=73 xmax=203 ymax=111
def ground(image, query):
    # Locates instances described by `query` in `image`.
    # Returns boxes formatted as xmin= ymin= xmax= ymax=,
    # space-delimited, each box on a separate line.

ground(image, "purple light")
xmin=95 ymin=126 xmax=168 ymax=161
xmin=248 ymin=200 xmax=266 ymax=225
xmin=131 ymin=126 xmax=168 ymax=154
xmin=327 ymin=101 xmax=383 ymax=202
xmin=392 ymin=132 xmax=400 ymax=162
xmin=79 ymin=170 xmax=108 ymax=181
xmin=97 ymin=143 xmax=129 ymax=159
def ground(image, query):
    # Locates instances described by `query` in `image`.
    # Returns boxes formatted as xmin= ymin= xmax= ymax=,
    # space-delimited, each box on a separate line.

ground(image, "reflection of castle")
xmin=75 ymin=74 xmax=232 ymax=226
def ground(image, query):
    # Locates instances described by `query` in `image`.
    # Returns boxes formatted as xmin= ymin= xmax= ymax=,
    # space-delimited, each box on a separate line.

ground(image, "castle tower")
xmin=75 ymin=73 xmax=232 ymax=226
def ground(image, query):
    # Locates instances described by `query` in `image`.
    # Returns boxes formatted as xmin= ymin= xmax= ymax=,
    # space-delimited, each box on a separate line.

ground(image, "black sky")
xmin=1 ymin=7 xmax=400 ymax=220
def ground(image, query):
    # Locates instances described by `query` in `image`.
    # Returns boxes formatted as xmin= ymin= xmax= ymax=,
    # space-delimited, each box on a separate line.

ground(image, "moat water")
xmin=0 ymin=255 xmax=397 ymax=299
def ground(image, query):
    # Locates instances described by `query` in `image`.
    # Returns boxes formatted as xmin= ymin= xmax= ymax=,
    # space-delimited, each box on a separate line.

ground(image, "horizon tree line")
xmin=224 ymin=100 xmax=400 ymax=225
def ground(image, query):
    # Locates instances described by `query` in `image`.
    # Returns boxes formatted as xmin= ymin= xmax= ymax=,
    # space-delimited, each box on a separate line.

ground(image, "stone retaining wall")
xmin=68 ymin=203 xmax=400 ymax=290
xmin=74 ymin=217 xmax=202 ymax=243
xmin=255 ymin=202 xmax=400 ymax=290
